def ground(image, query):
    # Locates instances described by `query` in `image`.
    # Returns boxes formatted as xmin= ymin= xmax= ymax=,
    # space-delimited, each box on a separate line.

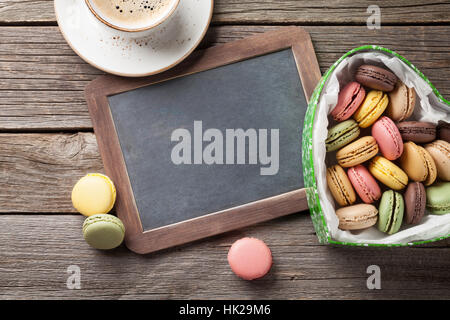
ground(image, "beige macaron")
xmin=386 ymin=82 xmax=416 ymax=121
xmin=399 ymin=142 xmax=437 ymax=186
xmin=425 ymin=140 xmax=450 ymax=181
xmin=336 ymin=136 xmax=379 ymax=168
xmin=326 ymin=165 xmax=356 ymax=207
xmin=335 ymin=204 xmax=378 ymax=230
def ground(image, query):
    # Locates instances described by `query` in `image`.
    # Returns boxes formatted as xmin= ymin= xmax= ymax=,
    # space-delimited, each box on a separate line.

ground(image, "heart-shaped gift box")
xmin=303 ymin=46 xmax=450 ymax=246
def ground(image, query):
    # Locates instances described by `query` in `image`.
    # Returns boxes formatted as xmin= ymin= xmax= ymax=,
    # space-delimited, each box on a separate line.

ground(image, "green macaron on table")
xmin=302 ymin=46 xmax=450 ymax=247
xmin=83 ymin=214 xmax=125 ymax=250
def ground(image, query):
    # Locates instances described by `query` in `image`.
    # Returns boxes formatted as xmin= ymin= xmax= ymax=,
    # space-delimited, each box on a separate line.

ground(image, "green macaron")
xmin=83 ymin=214 xmax=125 ymax=250
xmin=325 ymin=119 xmax=360 ymax=152
xmin=378 ymin=190 xmax=404 ymax=234
xmin=426 ymin=182 xmax=450 ymax=215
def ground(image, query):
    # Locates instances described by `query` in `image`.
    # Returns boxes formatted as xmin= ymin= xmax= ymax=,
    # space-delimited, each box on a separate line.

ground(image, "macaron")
xmin=399 ymin=142 xmax=437 ymax=186
xmin=82 ymin=214 xmax=125 ymax=250
xmin=437 ymin=120 xmax=450 ymax=143
xmin=369 ymin=156 xmax=408 ymax=190
xmin=353 ymin=90 xmax=389 ymax=128
xmin=325 ymin=119 xmax=360 ymax=152
xmin=377 ymin=190 xmax=404 ymax=235
xmin=336 ymin=136 xmax=379 ymax=168
xmin=330 ymin=82 xmax=366 ymax=121
xmin=372 ymin=116 xmax=404 ymax=160
xmin=347 ymin=165 xmax=381 ymax=204
xmin=426 ymin=182 xmax=450 ymax=215
xmin=386 ymin=82 xmax=416 ymax=121
xmin=227 ymin=237 xmax=272 ymax=280
xmin=326 ymin=165 xmax=357 ymax=206
xmin=404 ymin=182 xmax=426 ymax=225
xmin=396 ymin=121 xmax=436 ymax=144
xmin=335 ymin=203 xmax=378 ymax=230
xmin=425 ymin=140 xmax=450 ymax=181
xmin=72 ymin=173 xmax=117 ymax=216
xmin=355 ymin=64 xmax=398 ymax=92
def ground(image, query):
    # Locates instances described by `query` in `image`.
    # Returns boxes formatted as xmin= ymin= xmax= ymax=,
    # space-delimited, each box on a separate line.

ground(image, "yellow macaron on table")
xmin=71 ymin=173 xmax=116 ymax=217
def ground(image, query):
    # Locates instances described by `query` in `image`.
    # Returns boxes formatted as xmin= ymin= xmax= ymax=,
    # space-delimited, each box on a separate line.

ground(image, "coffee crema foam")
xmin=90 ymin=0 xmax=174 ymax=29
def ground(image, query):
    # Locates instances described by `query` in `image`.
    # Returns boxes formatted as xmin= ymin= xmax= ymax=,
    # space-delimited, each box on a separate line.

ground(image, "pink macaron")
xmin=330 ymin=82 xmax=366 ymax=121
xmin=347 ymin=165 xmax=381 ymax=204
xmin=372 ymin=116 xmax=404 ymax=160
xmin=227 ymin=237 xmax=272 ymax=280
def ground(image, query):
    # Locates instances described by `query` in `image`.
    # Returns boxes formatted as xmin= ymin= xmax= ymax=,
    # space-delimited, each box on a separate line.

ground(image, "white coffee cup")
xmin=85 ymin=0 xmax=180 ymax=33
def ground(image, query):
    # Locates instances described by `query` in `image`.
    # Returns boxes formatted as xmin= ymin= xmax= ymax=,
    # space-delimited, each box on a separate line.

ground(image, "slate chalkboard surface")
xmin=85 ymin=27 xmax=321 ymax=254
xmin=108 ymin=49 xmax=305 ymax=231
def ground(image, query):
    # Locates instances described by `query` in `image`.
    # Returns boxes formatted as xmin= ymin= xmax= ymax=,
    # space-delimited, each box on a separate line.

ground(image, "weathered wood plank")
xmin=0 ymin=132 xmax=102 ymax=212
xmin=0 ymin=25 xmax=449 ymax=130
xmin=213 ymin=0 xmax=450 ymax=24
xmin=1 ymin=0 xmax=450 ymax=24
xmin=0 ymin=214 xmax=448 ymax=299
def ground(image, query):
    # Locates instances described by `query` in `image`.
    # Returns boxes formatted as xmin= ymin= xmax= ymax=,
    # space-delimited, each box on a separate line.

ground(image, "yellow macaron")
xmin=72 ymin=173 xmax=116 ymax=216
xmin=369 ymin=156 xmax=408 ymax=190
xmin=354 ymin=90 xmax=389 ymax=128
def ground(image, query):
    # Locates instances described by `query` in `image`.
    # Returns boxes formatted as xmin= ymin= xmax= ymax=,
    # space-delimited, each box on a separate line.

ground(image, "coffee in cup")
xmin=85 ymin=0 xmax=180 ymax=32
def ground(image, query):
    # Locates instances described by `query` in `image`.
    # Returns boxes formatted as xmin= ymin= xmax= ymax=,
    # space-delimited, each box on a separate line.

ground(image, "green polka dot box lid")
xmin=302 ymin=46 xmax=450 ymax=247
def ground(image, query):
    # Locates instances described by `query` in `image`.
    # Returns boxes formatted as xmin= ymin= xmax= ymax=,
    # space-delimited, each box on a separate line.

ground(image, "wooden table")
xmin=1 ymin=1 xmax=449 ymax=300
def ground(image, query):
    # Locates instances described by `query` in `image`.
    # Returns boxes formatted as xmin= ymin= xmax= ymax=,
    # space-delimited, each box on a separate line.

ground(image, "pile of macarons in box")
xmin=326 ymin=64 xmax=450 ymax=234
xmin=71 ymin=173 xmax=272 ymax=280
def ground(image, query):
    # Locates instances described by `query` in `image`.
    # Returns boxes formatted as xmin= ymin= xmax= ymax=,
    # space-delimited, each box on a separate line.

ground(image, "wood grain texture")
xmin=1 ymin=0 xmax=450 ymax=24
xmin=0 ymin=133 xmax=103 ymax=213
xmin=0 ymin=25 xmax=449 ymax=130
xmin=0 ymin=214 xmax=449 ymax=300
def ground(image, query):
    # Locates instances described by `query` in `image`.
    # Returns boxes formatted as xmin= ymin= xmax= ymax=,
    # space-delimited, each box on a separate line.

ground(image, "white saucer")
xmin=55 ymin=0 xmax=213 ymax=77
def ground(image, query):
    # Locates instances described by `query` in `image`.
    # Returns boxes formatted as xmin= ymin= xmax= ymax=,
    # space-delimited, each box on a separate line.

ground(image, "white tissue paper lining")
xmin=313 ymin=51 xmax=450 ymax=244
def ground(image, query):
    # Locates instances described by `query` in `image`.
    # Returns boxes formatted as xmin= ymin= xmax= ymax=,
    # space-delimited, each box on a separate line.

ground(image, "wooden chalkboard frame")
xmin=85 ymin=27 xmax=321 ymax=254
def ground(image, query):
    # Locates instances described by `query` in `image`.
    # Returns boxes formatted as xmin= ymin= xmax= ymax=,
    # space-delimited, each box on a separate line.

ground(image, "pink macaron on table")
xmin=227 ymin=237 xmax=273 ymax=280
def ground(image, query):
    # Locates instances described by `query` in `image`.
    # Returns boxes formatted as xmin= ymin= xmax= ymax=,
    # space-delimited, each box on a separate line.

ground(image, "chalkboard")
xmin=85 ymin=27 xmax=321 ymax=254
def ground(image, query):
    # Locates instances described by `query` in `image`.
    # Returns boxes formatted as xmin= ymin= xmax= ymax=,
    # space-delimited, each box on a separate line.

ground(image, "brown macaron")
xmin=355 ymin=65 xmax=398 ymax=92
xmin=425 ymin=140 xmax=450 ymax=181
xmin=437 ymin=120 xmax=450 ymax=143
xmin=404 ymin=182 xmax=426 ymax=225
xmin=386 ymin=82 xmax=416 ymax=121
xmin=399 ymin=142 xmax=437 ymax=186
xmin=396 ymin=121 xmax=436 ymax=144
